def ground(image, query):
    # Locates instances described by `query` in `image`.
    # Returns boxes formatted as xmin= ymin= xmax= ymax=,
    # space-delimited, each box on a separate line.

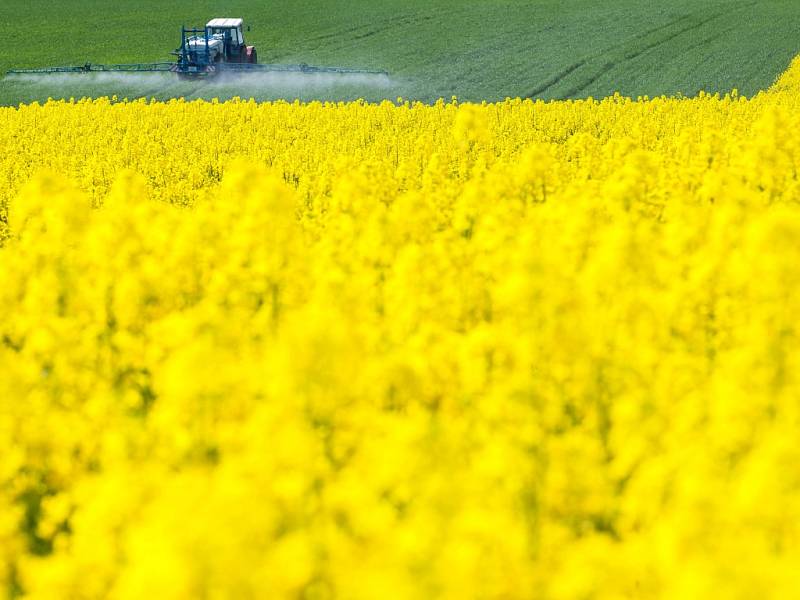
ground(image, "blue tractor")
xmin=172 ymin=18 xmax=258 ymax=78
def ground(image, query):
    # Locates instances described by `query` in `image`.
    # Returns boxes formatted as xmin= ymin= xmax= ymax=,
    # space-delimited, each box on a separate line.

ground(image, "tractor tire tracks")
xmin=565 ymin=13 xmax=727 ymax=97
xmin=304 ymin=9 xmax=448 ymax=48
xmin=526 ymin=1 xmax=757 ymax=99
xmin=525 ymin=12 xmax=699 ymax=99
xmin=526 ymin=60 xmax=586 ymax=98
xmin=571 ymin=11 xmax=728 ymax=97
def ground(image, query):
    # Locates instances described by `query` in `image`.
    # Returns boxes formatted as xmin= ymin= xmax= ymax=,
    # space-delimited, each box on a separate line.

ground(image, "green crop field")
xmin=1 ymin=0 xmax=799 ymax=105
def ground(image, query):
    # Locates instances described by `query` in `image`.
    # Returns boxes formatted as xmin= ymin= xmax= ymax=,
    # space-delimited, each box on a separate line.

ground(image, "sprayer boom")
xmin=8 ymin=63 xmax=175 ymax=75
xmin=8 ymin=63 xmax=388 ymax=77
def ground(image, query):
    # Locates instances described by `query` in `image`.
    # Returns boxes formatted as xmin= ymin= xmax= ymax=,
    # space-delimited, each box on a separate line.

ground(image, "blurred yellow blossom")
xmin=2 ymin=56 xmax=800 ymax=600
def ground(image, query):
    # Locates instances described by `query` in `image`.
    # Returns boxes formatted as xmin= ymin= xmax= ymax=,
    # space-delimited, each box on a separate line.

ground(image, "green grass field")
xmin=1 ymin=0 xmax=799 ymax=105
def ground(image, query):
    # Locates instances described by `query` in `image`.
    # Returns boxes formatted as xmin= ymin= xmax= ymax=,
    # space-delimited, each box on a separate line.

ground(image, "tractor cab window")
xmin=209 ymin=28 xmax=242 ymax=44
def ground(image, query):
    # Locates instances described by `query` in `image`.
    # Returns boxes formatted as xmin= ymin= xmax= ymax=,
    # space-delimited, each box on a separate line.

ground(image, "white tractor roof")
xmin=206 ymin=18 xmax=243 ymax=28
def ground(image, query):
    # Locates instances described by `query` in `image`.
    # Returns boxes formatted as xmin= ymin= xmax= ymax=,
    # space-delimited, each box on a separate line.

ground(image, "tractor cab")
xmin=205 ymin=18 xmax=255 ymax=63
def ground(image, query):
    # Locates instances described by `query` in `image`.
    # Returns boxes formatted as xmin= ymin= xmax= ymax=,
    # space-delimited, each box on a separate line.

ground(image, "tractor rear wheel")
xmin=246 ymin=46 xmax=258 ymax=64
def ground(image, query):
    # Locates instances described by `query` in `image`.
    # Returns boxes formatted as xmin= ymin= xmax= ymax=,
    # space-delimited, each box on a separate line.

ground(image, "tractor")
xmin=173 ymin=18 xmax=258 ymax=77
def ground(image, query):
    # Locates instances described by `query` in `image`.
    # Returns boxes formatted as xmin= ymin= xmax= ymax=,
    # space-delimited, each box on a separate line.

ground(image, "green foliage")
xmin=1 ymin=0 xmax=799 ymax=104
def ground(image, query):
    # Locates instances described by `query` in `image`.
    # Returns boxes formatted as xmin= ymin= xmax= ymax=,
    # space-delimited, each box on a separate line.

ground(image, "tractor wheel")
xmin=246 ymin=46 xmax=258 ymax=65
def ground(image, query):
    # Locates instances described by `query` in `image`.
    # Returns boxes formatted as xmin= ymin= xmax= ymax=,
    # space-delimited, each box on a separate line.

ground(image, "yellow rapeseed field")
xmin=2 ymin=57 xmax=800 ymax=599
